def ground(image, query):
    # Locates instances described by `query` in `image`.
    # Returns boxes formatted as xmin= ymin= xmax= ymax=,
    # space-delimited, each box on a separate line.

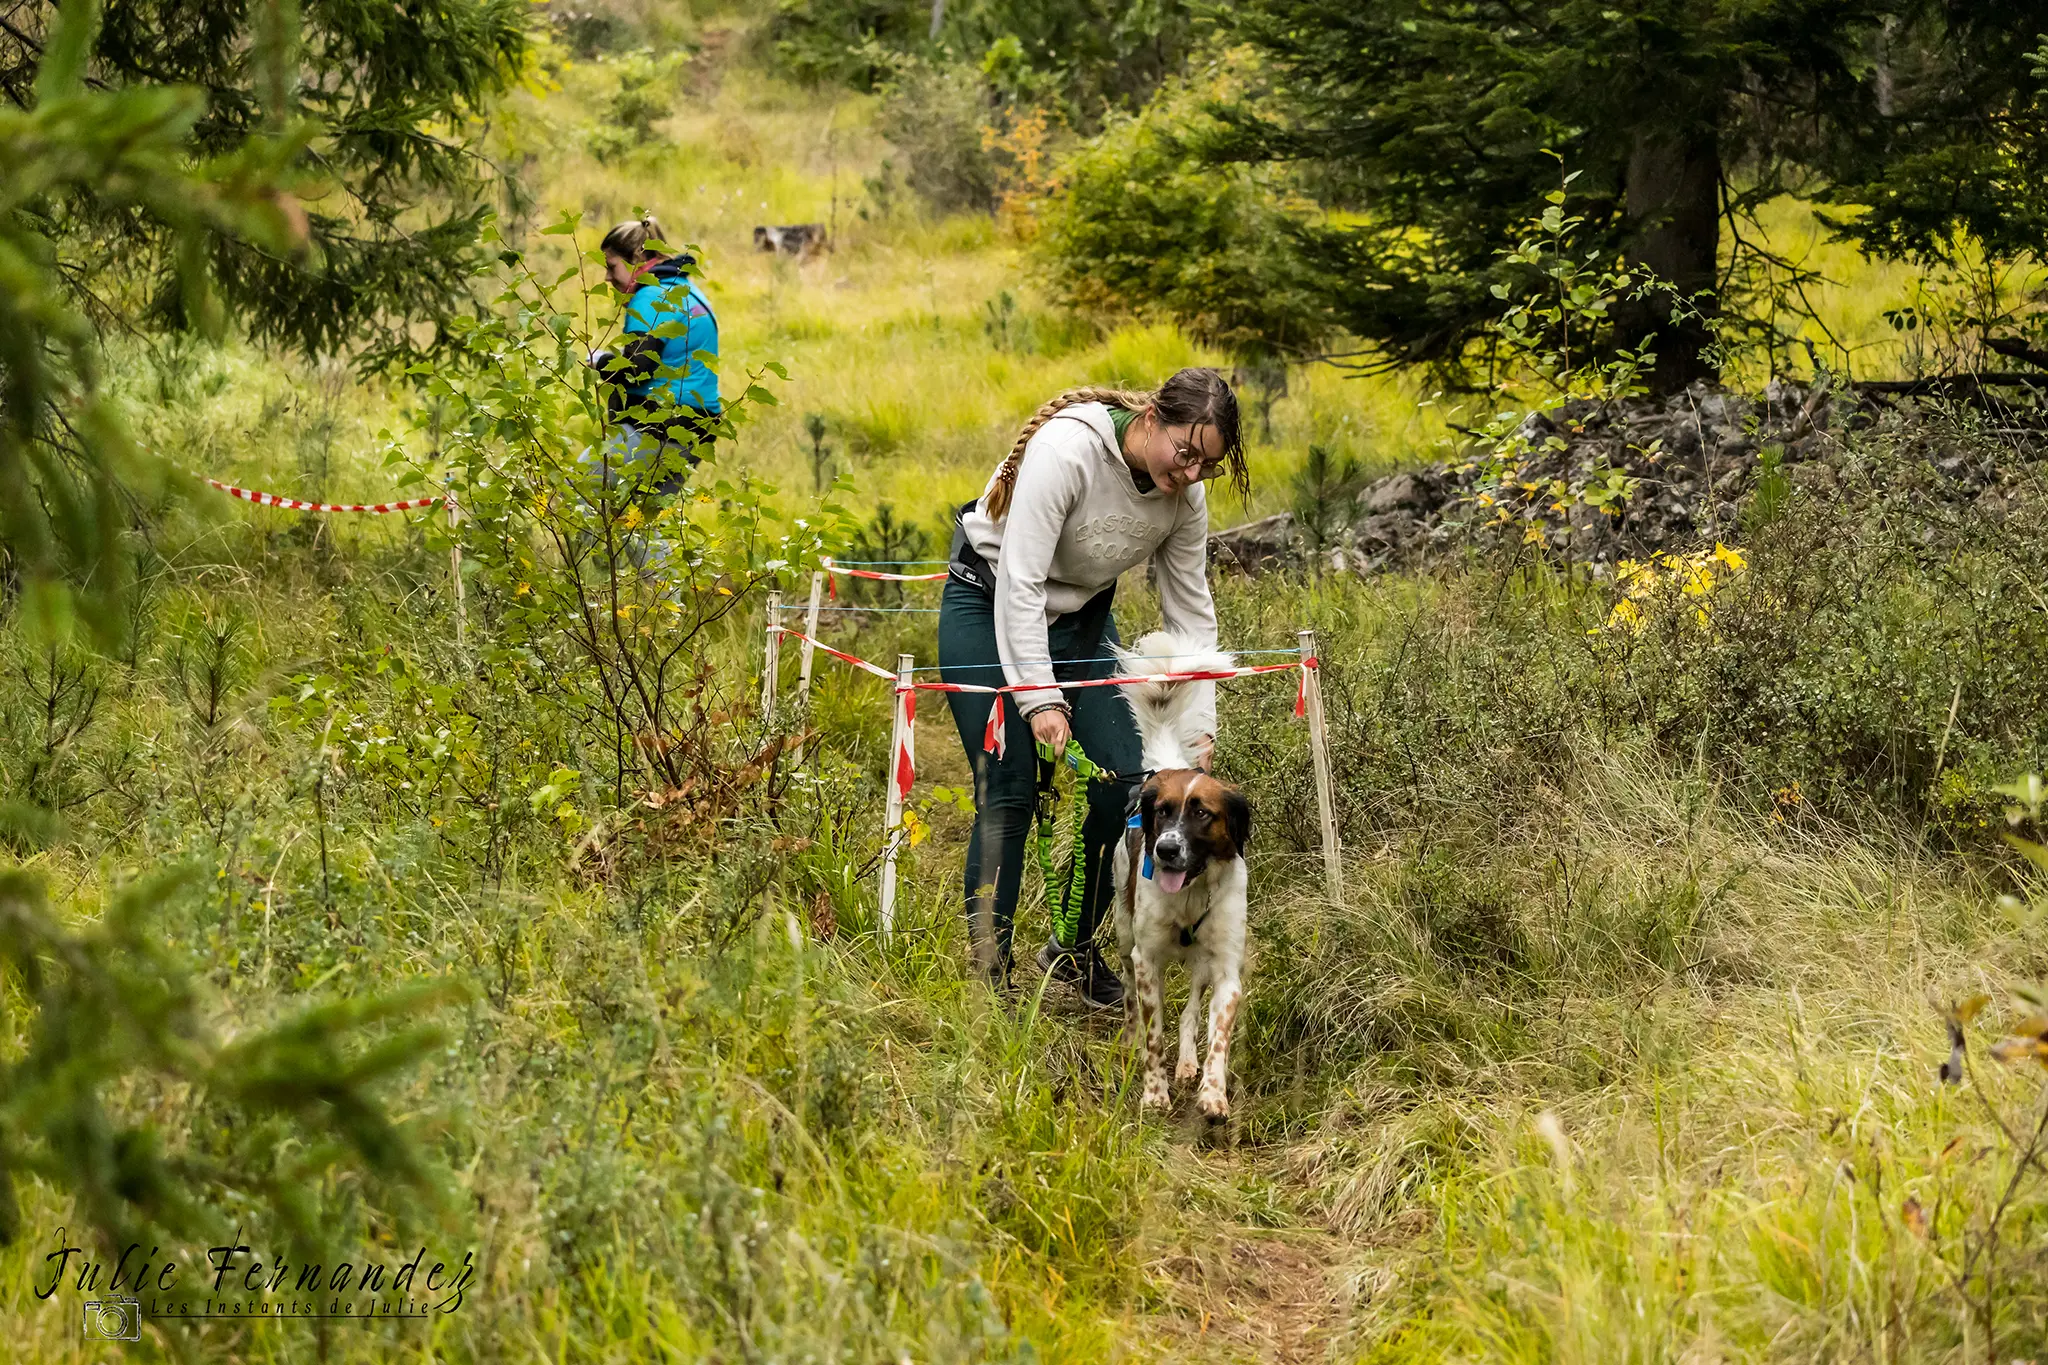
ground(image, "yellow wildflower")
xmin=1605 ymin=599 xmax=1645 ymax=634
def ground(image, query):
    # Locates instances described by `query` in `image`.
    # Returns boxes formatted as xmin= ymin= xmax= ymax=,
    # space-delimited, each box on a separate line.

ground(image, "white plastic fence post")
xmin=1299 ymin=628 xmax=1344 ymax=902
xmin=796 ymin=571 xmax=825 ymax=706
xmin=761 ymin=590 xmax=783 ymax=724
xmin=446 ymin=485 xmax=466 ymax=655
xmin=789 ymin=570 xmax=826 ymax=763
xmin=878 ymin=653 xmax=914 ymax=940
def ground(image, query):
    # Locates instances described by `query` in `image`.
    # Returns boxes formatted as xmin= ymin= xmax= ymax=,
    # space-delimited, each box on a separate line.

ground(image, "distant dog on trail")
xmin=1110 ymin=630 xmax=1251 ymax=1120
xmin=753 ymin=224 xmax=827 ymax=257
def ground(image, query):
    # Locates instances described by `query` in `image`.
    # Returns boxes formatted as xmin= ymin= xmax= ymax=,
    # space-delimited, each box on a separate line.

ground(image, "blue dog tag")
xmin=1128 ymin=811 xmax=1152 ymax=880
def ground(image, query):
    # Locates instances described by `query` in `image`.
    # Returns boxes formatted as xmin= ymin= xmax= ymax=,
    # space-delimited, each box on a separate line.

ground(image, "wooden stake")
xmin=1299 ymin=628 xmax=1343 ymax=902
xmin=761 ymin=590 xmax=783 ymax=724
xmin=878 ymin=652 xmax=914 ymax=940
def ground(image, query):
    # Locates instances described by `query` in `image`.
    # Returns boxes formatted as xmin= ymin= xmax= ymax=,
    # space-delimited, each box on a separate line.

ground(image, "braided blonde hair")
xmin=980 ymin=367 xmax=1248 ymax=520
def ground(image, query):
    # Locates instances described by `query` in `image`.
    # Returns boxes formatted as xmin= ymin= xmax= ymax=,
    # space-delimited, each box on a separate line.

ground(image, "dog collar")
xmin=1128 ymin=811 xmax=1153 ymax=880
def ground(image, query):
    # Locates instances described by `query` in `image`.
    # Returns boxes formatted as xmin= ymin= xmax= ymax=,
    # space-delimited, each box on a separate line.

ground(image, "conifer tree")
xmin=2 ymin=0 xmax=527 ymax=361
xmin=1 ymin=0 xmax=525 ymax=634
xmin=1172 ymin=1 xmax=2048 ymax=392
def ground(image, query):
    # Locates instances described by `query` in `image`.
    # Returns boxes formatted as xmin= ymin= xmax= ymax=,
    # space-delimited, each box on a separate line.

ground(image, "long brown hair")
xmin=980 ymin=367 xmax=1248 ymax=520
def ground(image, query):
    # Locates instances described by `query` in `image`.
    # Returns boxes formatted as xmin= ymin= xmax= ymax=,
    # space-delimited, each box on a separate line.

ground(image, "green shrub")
xmin=0 ymin=869 xmax=459 ymax=1320
xmin=1291 ymin=443 xmax=1364 ymax=564
xmin=587 ymin=50 xmax=683 ymax=163
xmin=1037 ymin=74 xmax=1332 ymax=359
xmin=1597 ymin=409 xmax=2048 ymax=836
xmin=767 ymin=0 xmax=925 ymax=90
xmin=417 ymin=214 xmax=849 ymax=863
xmin=872 ymin=56 xmax=999 ymax=214
xmin=551 ymin=5 xmax=634 ymax=58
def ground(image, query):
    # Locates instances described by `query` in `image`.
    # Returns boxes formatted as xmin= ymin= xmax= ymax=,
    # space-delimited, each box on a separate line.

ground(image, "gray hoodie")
xmin=960 ymin=403 xmax=1218 ymax=732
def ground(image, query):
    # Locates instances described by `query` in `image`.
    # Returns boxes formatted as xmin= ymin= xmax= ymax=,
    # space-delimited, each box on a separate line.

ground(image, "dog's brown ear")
xmin=1221 ymin=784 xmax=1251 ymax=856
xmin=1137 ymin=776 xmax=1161 ymax=838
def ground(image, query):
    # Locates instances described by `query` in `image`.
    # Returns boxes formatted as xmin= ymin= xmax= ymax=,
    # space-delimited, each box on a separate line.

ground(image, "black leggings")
xmin=937 ymin=576 xmax=1142 ymax=976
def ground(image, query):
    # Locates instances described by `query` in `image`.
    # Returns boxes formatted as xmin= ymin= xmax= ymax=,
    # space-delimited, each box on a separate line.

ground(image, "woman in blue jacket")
xmin=595 ymin=215 xmax=721 ymax=498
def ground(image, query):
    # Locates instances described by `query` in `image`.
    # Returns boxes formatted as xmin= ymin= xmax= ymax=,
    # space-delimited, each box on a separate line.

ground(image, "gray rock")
xmin=1358 ymin=511 xmax=1422 ymax=549
xmin=1362 ymin=471 xmax=1433 ymax=515
xmin=1209 ymin=380 xmax=2019 ymax=581
xmin=1209 ymin=513 xmax=1299 ymax=574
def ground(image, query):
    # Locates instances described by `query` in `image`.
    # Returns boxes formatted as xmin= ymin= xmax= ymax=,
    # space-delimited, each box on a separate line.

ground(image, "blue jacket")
xmin=616 ymin=258 xmax=719 ymax=425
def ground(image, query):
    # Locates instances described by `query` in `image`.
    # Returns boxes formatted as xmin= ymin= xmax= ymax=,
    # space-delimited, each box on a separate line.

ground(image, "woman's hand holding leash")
xmin=1034 ymin=706 xmax=1210 ymax=771
xmin=1029 ymin=705 xmax=1071 ymax=758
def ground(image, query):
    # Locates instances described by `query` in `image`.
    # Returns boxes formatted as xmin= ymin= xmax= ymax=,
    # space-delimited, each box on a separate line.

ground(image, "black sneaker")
xmin=973 ymin=952 xmax=1015 ymax=995
xmin=1034 ymin=939 xmax=1126 ymax=1010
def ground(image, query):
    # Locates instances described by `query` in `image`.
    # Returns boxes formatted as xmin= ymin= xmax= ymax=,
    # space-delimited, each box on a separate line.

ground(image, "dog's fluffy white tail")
xmin=1114 ymin=630 xmax=1233 ymax=771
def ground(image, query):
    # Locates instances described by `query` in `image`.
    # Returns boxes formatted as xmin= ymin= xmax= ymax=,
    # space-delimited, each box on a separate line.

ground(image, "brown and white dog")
xmin=1110 ymin=631 xmax=1251 ymax=1120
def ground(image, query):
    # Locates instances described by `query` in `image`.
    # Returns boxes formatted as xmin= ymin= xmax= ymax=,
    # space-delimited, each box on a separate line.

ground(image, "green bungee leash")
xmin=1032 ymin=737 xmax=1106 ymax=950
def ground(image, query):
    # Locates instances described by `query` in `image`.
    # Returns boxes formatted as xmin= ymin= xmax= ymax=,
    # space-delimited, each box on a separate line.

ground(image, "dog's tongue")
xmin=1155 ymin=867 xmax=1189 ymax=895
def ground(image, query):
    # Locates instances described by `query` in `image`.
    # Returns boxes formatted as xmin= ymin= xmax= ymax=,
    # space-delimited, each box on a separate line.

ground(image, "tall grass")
xmin=492 ymin=37 xmax=1437 ymax=531
xmin=4 ymin=17 xmax=2046 ymax=1364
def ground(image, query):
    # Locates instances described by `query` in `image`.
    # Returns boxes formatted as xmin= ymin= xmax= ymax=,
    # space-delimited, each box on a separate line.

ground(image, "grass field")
xmin=3 ymin=18 xmax=2047 ymax=1365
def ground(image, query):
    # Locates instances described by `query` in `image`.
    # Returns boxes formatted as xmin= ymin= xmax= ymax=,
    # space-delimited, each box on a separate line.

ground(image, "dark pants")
xmin=937 ymin=576 xmax=1142 ymax=978
xmin=578 ymin=422 xmax=716 ymax=574
xmin=614 ymin=418 xmax=715 ymax=501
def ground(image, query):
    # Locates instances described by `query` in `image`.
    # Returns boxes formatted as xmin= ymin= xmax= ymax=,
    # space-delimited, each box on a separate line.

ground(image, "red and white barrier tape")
xmin=774 ymin=622 xmax=1315 ymax=789
xmin=983 ymin=692 xmax=1008 ymax=760
xmin=820 ymin=557 xmax=948 ymax=582
xmin=909 ymin=660 xmax=1306 ymax=696
xmin=776 ymin=624 xmax=1309 ymax=697
xmin=819 ymin=557 xmax=947 ymax=600
xmin=773 ymin=625 xmax=899 ymax=682
xmin=204 ymin=478 xmax=441 ymax=514
xmin=893 ymin=686 xmax=917 ymax=802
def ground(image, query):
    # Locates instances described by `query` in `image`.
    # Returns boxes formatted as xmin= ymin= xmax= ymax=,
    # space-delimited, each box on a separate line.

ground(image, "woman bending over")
xmin=595 ymin=215 xmax=721 ymax=494
xmin=939 ymin=368 xmax=1246 ymax=1003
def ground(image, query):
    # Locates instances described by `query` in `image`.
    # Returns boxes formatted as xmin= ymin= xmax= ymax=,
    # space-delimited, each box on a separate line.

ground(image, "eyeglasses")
xmin=1167 ymin=438 xmax=1227 ymax=481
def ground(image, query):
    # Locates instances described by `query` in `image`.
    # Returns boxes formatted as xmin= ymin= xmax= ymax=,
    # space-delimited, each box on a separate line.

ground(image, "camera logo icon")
xmin=83 ymin=1296 xmax=141 ymax=1341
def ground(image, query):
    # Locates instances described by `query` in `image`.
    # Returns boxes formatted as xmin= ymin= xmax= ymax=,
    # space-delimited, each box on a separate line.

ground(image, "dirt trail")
xmin=1137 ymin=1150 xmax=1362 ymax=1363
xmin=1149 ymin=1234 xmax=1351 ymax=1361
xmin=892 ymin=659 xmax=1366 ymax=1358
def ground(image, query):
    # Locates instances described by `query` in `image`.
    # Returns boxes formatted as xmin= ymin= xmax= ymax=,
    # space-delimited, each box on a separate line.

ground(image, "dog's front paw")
xmin=1174 ymin=1059 xmax=1199 ymax=1085
xmin=1141 ymin=1075 xmax=1172 ymax=1111
xmin=1196 ymin=1086 xmax=1230 ymax=1121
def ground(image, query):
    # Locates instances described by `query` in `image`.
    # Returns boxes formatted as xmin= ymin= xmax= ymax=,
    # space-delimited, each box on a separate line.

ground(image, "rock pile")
xmin=1212 ymin=380 xmax=1847 ymax=576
